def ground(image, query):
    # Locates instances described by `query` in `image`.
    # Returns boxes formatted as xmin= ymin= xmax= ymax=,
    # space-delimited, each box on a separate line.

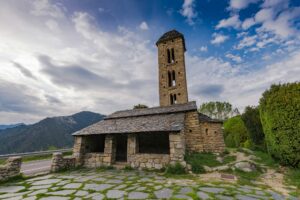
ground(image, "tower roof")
xmin=156 ymin=29 xmax=186 ymax=51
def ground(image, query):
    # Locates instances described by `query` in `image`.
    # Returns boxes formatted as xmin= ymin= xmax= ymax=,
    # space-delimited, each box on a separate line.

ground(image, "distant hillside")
xmin=0 ymin=111 xmax=105 ymax=154
xmin=0 ymin=123 xmax=25 ymax=131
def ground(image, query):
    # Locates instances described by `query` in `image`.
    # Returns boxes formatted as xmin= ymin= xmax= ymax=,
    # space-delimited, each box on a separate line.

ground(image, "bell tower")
xmin=156 ymin=30 xmax=189 ymax=106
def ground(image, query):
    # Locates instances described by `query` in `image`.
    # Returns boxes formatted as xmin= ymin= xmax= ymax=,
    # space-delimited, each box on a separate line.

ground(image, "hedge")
xmin=259 ymin=82 xmax=300 ymax=168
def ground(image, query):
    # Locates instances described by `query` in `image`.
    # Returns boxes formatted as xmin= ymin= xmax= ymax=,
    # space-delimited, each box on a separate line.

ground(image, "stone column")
xmin=127 ymin=134 xmax=137 ymax=166
xmin=73 ymin=136 xmax=86 ymax=166
xmin=51 ymin=152 xmax=63 ymax=172
xmin=169 ymin=133 xmax=186 ymax=166
xmin=103 ymin=135 xmax=115 ymax=165
xmin=6 ymin=156 xmax=22 ymax=178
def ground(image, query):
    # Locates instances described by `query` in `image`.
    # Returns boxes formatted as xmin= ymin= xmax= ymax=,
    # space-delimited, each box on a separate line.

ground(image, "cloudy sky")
xmin=0 ymin=0 xmax=299 ymax=124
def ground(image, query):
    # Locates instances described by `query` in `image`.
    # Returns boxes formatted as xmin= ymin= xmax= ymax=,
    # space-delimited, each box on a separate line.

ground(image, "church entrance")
xmin=115 ymin=134 xmax=127 ymax=162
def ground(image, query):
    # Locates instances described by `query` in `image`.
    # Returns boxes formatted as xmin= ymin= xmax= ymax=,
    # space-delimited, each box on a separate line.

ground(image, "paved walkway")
xmin=0 ymin=169 xmax=298 ymax=200
xmin=21 ymin=160 xmax=52 ymax=176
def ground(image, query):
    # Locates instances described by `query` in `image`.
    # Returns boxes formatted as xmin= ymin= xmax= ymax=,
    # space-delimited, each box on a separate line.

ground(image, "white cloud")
xmin=139 ymin=21 xmax=149 ymax=30
xmin=242 ymin=18 xmax=255 ymax=29
xmin=216 ymin=15 xmax=241 ymax=29
xmin=211 ymin=33 xmax=229 ymax=45
xmin=199 ymin=46 xmax=208 ymax=52
xmin=235 ymin=35 xmax=257 ymax=49
xmin=225 ymin=53 xmax=242 ymax=63
xmin=180 ymin=0 xmax=197 ymax=25
xmin=228 ymin=0 xmax=259 ymax=10
xmin=30 ymin=0 xmax=65 ymax=18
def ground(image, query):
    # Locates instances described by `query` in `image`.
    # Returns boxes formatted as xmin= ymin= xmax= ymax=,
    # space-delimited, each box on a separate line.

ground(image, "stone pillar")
xmin=127 ymin=134 xmax=137 ymax=166
xmin=103 ymin=135 xmax=115 ymax=165
xmin=73 ymin=136 xmax=86 ymax=166
xmin=0 ymin=156 xmax=22 ymax=181
xmin=51 ymin=152 xmax=64 ymax=172
xmin=6 ymin=156 xmax=22 ymax=178
xmin=169 ymin=133 xmax=186 ymax=166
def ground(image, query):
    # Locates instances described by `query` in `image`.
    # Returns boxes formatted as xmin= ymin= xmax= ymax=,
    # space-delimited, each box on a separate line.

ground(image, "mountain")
xmin=0 ymin=111 xmax=105 ymax=154
xmin=0 ymin=123 xmax=25 ymax=131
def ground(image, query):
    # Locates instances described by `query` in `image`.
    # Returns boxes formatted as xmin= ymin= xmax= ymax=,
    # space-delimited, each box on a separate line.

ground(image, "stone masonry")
xmin=0 ymin=156 xmax=22 ymax=181
xmin=51 ymin=152 xmax=75 ymax=173
xmin=201 ymin=122 xmax=225 ymax=153
xmin=184 ymin=111 xmax=204 ymax=152
xmin=157 ymin=34 xmax=189 ymax=106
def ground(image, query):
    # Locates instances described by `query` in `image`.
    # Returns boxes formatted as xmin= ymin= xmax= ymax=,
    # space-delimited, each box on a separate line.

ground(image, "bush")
xmin=165 ymin=162 xmax=186 ymax=174
xmin=241 ymin=106 xmax=265 ymax=150
xmin=224 ymin=116 xmax=249 ymax=147
xmin=259 ymin=83 xmax=300 ymax=168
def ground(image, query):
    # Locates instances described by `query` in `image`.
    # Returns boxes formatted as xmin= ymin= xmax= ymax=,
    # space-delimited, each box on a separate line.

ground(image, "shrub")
xmin=165 ymin=162 xmax=186 ymax=174
xmin=224 ymin=116 xmax=249 ymax=147
xmin=259 ymin=83 xmax=300 ymax=168
xmin=241 ymin=106 xmax=265 ymax=150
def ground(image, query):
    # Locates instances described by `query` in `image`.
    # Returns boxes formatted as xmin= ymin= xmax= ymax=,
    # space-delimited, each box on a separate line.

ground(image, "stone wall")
xmin=158 ymin=37 xmax=188 ymax=106
xmin=0 ymin=157 xmax=22 ymax=181
xmin=201 ymin=122 xmax=225 ymax=153
xmin=169 ymin=132 xmax=186 ymax=166
xmin=51 ymin=153 xmax=75 ymax=172
xmin=74 ymin=135 xmax=115 ymax=167
xmin=184 ymin=111 xmax=204 ymax=152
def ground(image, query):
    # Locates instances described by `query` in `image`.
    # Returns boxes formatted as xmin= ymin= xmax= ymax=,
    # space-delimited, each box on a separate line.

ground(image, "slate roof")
xmin=73 ymin=102 xmax=197 ymax=136
xmin=156 ymin=30 xmax=186 ymax=51
xmin=198 ymin=113 xmax=223 ymax=123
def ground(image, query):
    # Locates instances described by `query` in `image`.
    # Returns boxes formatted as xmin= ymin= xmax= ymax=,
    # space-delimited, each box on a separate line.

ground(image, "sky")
xmin=0 ymin=0 xmax=299 ymax=124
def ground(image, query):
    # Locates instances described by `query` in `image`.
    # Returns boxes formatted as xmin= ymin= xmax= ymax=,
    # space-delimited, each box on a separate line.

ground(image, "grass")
xmin=0 ymin=151 xmax=72 ymax=165
xmin=285 ymin=168 xmax=300 ymax=189
xmin=185 ymin=152 xmax=221 ymax=168
xmin=165 ymin=162 xmax=186 ymax=175
xmin=0 ymin=174 xmax=26 ymax=185
xmin=252 ymin=151 xmax=278 ymax=168
xmin=223 ymin=155 xmax=237 ymax=164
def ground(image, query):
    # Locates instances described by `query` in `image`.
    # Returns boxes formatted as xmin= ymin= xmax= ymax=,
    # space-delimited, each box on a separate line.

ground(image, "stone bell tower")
xmin=156 ymin=30 xmax=189 ymax=106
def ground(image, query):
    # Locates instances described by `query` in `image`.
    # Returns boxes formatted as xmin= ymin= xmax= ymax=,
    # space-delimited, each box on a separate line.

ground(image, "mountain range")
xmin=0 ymin=123 xmax=25 ymax=131
xmin=0 ymin=111 xmax=105 ymax=154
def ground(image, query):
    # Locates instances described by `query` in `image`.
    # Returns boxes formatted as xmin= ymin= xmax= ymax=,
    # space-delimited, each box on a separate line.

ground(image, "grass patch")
xmin=223 ymin=155 xmax=236 ymax=164
xmin=123 ymin=165 xmax=134 ymax=171
xmin=234 ymin=168 xmax=263 ymax=185
xmin=165 ymin=162 xmax=186 ymax=175
xmin=0 ymin=175 xmax=26 ymax=185
xmin=285 ymin=168 xmax=300 ymax=189
xmin=253 ymin=151 xmax=278 ymax=168
xmin=185 ymin=152 xmax=221 ymax=168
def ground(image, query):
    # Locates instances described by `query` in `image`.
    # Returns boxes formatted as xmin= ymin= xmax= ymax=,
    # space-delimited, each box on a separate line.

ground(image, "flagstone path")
xmin=0 ymin=169 xmax=298 ymax=200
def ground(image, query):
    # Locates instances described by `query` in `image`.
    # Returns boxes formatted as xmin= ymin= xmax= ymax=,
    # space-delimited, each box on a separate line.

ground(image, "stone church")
xmin=72 ymin=30 xmax=225 ymax=169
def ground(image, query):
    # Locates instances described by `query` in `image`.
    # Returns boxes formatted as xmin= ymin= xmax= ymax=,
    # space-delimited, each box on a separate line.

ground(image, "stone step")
xmin=113 ymin=162 xmax=127 ymax=170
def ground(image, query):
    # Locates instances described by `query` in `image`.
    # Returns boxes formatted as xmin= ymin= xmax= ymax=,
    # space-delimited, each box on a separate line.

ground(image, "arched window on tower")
xmin=171 ymin=48 xmax=175 ymax=63
xmin=167 ymin=49 xmax=171 ymax=63
xmin=168 ymin=71 xmax=172 ymax=87
xmin=172 ymin=70 xmax=176 ymax=86
xmin=170 ymin=94 xmax=177 ymax=105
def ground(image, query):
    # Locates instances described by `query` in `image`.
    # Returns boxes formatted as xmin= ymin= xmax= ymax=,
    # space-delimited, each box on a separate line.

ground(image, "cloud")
xmin=199 ymin=46 xmax=208 ymax=52
xmin=216 ymin=15 xmax=241 ymax=29
xmin=180 ymin=0 xmax=197 ymax=25
xmin=235 ymin=35 xmax=257 ymax=49
xmin=139 ymin=21 xmax=149 ymax=30
xmin=228 ymin=0 xmax=259 ymax=10
xmin=242 ymin=18 xmax=255 ymax=29
xmin=12 ymin=62 xmax=37 ymax=80
xmin=211 ymin=33 xmax=229 ymax=45
xmin=192 ymin=84 xmax=224 ymax=98
xmin=30 ymin=0 xmax=65 ymax=18
xmin=225 ymin=53 xmax=242 ymax=63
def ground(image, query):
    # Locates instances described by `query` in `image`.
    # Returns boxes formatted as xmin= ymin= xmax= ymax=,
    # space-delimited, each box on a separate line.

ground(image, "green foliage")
xmin=241 ymin=106 xmax=265 ymax=150
xmin=223 ymin=155 xmax=236 ymax=164
xmin=133 ymin=104 xmax=148 ymax=109
xmin=165 ymin=162 xmax=186 ymax=175
xmin=243 ymin=140 xmax=252 ymax=149
xmin=253 ymin=151 xmax=278 ymax=168
xmin=234 ymin=168 xmax=263 ymax=185
xmin=224 ymin=116 xmax=249 ymax=147
xmin=259 ymin=82 xmax=300 ymax=168
xmin=285 ymin=168 xmax=300 ymax=189
xmin=198 ymin=101 xmax=240 ymax=120
xmin=124 ymin=165 xmax=134 ymax=171
xmin=47 ymin=146 xmax=57 ymax=150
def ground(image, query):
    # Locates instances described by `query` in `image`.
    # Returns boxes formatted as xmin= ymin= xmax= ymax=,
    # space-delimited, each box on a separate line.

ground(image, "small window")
xmin=167 ymin=49 xmax=171 ymax=63
xmin=205 ymin=129 xmax=208 ymax=135
xmin=172 ymin=70 xmax=176 ymax=86
xmin=171 ymin=48 xmax=175 ymax=63
xmin=168 ymin=71 xmax=172 ymax=87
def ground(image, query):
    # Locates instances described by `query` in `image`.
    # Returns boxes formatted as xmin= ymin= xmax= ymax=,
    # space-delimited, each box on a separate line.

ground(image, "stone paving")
xmin=0 ymin=169 xmax=298 ymax=200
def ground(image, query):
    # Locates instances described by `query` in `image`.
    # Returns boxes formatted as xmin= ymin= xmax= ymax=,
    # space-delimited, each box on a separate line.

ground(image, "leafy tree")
xmin=241 ymin=106 xmax=265 ymax=150
xmin=224 ymin=116 xmax=249 ymax=147
xmin=259 ymin=82 xmax=300 ymax=168
xmin=199 ymin=101 xmax=240 ymax=120
xmin=133 ymin=104 xmax=148 ymax=109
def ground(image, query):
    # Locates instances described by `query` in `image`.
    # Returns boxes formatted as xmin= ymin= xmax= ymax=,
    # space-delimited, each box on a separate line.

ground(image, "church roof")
xmin=73 ymin=101 xmax=197 ymax=136
xmin=198 ymin=113 xmax=223 ymax=123
xmin=156 ymin=29 xmax=186 ymax=51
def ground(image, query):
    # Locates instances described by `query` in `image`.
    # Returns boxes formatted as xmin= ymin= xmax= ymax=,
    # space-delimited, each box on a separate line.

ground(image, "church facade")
xmin=72 ymin=30 xmax=225 ymax=169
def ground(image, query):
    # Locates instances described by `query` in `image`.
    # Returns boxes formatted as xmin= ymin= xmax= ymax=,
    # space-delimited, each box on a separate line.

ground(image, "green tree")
xmin=259 ymin=82 xmax=300 ymax=168
xmin=199 ymin=101 xmax=239 ymax=120
xmin=133 ymin=104 xmax=148 ymax=109
xmin=224 ymin=116 xmax=249 ymax=147
xmin=241 ymin=106 xmax=265 ymax=150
